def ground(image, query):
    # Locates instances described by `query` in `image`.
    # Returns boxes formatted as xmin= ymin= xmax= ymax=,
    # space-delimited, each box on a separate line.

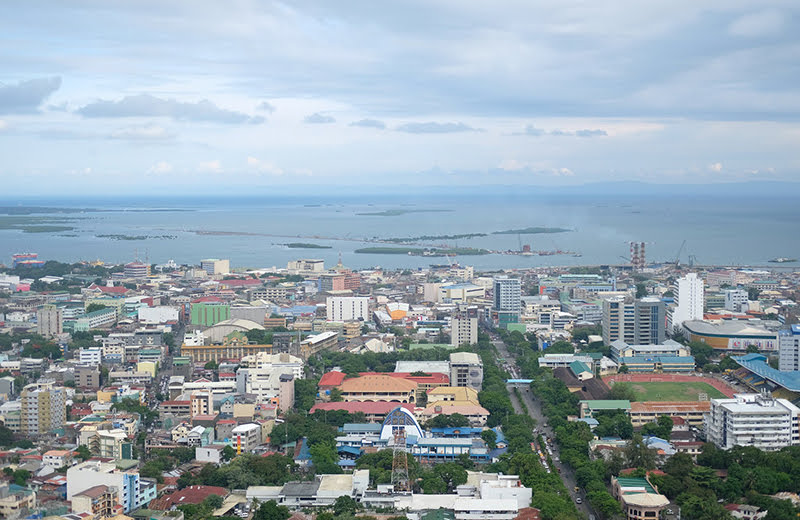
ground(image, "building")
xmin=705 ymin=393 xmax=800 ymax=450
xmin=338 ymin=375 xmax=418 ymax=403
xmin=180 ymin=335 xmax=274 ymax=364
xmin=98 ymin=429 xmax=132 ymax=460
xmin=602 ymin=297 xmax=666 ymax=346
xmin=123 ymin=262 xmax=150 ymax=279
xmin=493 ymin=277 xmax=521 ymax=314
xmin=231 ymin=423 xmax=261 ymax=452
xmin=440 ymin=283 xmax=485 ymax=303
xmin=629 ymin=401 xmax=710 ymax=428
xmin=611 ymin=476 xmax=669 ymax=520
xmin=450 ymin=352 xmax=483 ymax=391
xmin=609 ymin=339 xmax=695 ymax=372
xmin=20 ymin=382 xmax=67 ymax=436
xmin=191 ymin=392 xmax=213 ymax=417
xmin=71 ymin=484 xmax=122 ymax=518
xmin=683 ymin=320 xmax=778 ymax=352
xmin=138 ymin=306 xmax=179 ymax=324
xmin=67 ymin=460 xmax=156 ymax=513
xmin=670 ymin=273 xmax=704 ymax=334
xmin=37 ymin=304 xmax=63 ymax=337
xmin=724 ymin=289 xmax=749 ymax=312
xmin=74 ymin=366 xmax=100 ymax=389
xmin=79 ymin=347 xmax=103 ymax=366
xmin=778 ymin=325 xmax=800 ymax=371
xmin=326 ymin=296 xmax=370 ymax=322
xmin=299 ymin=331 xmax=338 ymax=360
xmin=200 ymin=258 xmax=230 ymax=276
xmin=0 ymin=483 xmax=36 ymax=519
xmin=451 ymin=305 xmax=479 ymax=347
xmin=190 ymin=302 xmax=230 ymax=327
xmin=43 ymin=449 xmax=74 ymax=469
xmin=75 ymin=308 xmax=117 ymax=332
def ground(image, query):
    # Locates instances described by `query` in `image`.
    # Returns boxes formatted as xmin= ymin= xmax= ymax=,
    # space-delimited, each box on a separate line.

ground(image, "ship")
xmin=769 ymin=257 xmax=797 ymax=263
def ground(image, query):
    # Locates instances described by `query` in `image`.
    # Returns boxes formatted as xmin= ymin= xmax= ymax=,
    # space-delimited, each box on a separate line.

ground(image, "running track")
xmin=602 ymin=373 xmax=737 ymax=398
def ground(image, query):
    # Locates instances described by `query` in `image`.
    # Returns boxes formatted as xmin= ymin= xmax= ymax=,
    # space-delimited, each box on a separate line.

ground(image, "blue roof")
xmin=342 ymin=423 xmax=382 ymax=433
xmin=577 ymin=417 xmax=600 ymax=426
xmin=733 ymin=354 xmax=800 ymax=392
xmin=491 ymin=426 xmax=506 ymax=445
xmin=430 ymin=427 xmax=483 ymax=436
xmin=506 ymin=379 xmax=533 ymax=384
xmin=337 ymin=446 xmax=362 ymax=456
xmin=295 ymin=437 xmax=312 ymax=461
xmin=338 ymin=459 xmax=356 ymax=467
xmin=621 ymin=356 xmax=695 ymax=364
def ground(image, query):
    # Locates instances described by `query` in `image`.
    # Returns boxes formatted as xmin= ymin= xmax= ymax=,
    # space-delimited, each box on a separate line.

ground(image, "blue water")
xmin=0 ymin=193 xmax=797 ymax=270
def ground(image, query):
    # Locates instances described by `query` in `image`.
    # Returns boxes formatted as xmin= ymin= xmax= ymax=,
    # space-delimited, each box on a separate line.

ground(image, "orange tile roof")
xmin=339 ymin=374 xmax=418 ymax=393
xmin=630 ymin=401 xmax=710 ymax=413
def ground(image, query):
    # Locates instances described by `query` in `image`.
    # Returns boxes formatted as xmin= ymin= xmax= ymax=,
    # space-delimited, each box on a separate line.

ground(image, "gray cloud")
xmin=350 ymin=118 xmax=386 ymax=129
xmin=0 ymin=77 xmax=62 ymax=114
xmin=304 ymin=112 xmax=336 ymax=124
xmin=256 ymin=101 xmax=275 ymax=113
xmin=77 ymin=94 xmax=264 ymax=124
xmin=395 ymin=121 xmax=479 ymax=134
xmin=514 ymin=125 xmax=606 ymax=137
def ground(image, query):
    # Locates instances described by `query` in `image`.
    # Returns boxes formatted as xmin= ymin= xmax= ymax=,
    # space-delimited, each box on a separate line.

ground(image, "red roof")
xmin=217 ymin=419 xmax=237 ymax=425
xmin=310 ymin=401 xmax=414 ymax=415
xmin=318 ymin=370 xmax=347 ymax=387
xmin=360 ymin=371 xmax=450 ymax=385
xmin=88 ymin=283 xmax=129 ymax=294
xmin=152 ymin=485 xmax=229 ymax=509
xmin=192 ymin=296 xmax=224 ymax=303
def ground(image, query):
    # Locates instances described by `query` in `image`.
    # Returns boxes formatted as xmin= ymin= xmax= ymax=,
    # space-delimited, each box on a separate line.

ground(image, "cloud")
xmin=256 ymin=101 xmax=276 ymax=113
xmin=395 ymin=121 xmax=479 ymax=134
xmin=246 ymin=156 xmax=284 ymax=175
xmin=729 ymin=10 xmax=784 ymax=38
xmin=78 ymin=94 xmax=264 ymax=124
xmin=147 ymin=161 xmax=173 ymax=174
xmin=198 ymin=160 xmax=223 ymax=173
xmin=496 ymin=160 xmax=574 ymax=177
xmin=708 ymin=162 xmax=723 ymax=172
xmin=350 ymin=118 xmax=386 ymax=129
xmin=0 ymin=120 xmax=7 ymax=132
xmin=304 ymin=112 xmax=336 ymax=124
xmin=109 ymin=124 xmax=175 ymax=141
xmin=513 ymin=124 xmax=606 ymax=137
xmin=0 ymin=76 xmax=62 ymax=114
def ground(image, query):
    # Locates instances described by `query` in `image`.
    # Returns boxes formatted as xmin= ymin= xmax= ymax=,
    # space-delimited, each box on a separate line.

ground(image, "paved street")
xmin=493 ymin=339 xmax=595 ymax=519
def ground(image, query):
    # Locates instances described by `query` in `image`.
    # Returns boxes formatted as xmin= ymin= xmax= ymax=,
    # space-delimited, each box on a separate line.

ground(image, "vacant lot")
xmin=629 ymin=381 xmax=726 ymax=401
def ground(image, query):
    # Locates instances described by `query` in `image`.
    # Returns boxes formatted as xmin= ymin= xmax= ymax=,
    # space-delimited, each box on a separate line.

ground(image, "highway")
xmin=493 ymin=338 xmax=595 ymax=520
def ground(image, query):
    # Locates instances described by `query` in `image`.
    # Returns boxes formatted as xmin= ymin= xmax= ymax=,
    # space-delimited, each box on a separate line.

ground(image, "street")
xmin=493 ymin=339 xmax=595 ymax=519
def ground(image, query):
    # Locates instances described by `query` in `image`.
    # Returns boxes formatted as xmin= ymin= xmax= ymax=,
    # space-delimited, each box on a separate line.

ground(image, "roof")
xmin=580 ymin=400 xmax=631 ymax=410
xmin=311 ymin=401 xmax=414 ymax=415
xmin=318 ymin=370 xmax=347 ymax=387
xmin=75 ymin=484 xmax=110 ymax=498
xmin=683 ymin=319 xmax=776 ymax=339
xmin=630 ymin=401 xmax=710 ymax=413
xmin=733 ymin=355 xmax=800 ymax=392
xmin=423 ymin=404 xmax=489 ymax=416
xmin=207 ymin=318 xmax=265 ymax=330
xmin=339 ymin=374 xmax=418 ymax=393
xmin=569 ymin=360 xmax=592 ymax=375
xmin=450 ymin=352 xmax=481 ymax=364
xmin=155 ymin=485 xmax=229 ymax=508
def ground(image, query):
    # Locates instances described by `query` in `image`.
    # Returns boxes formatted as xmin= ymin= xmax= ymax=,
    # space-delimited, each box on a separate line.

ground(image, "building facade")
xmin=705 ymin=393 xmax=800 ymax=451
xmin=602 ymin=297 xmax=665 ymax=346
xmin=326 ymin=296 xmax=370 ymax=322
xmin=670 ymin=273 xmax=704 ymax=334
xmin=450 ymin=352 xmax=484 ymax=391
xmin=20 ymin=382 xmax=66 ymax=436
xmin=36 ymin=304 xmax=63 ymax=337
xmin=493 ymin=277 xmax=521 ymax=314
xmin=451 ymin=305 xmax=479 ymax=347
xmin=779 ymin=326 xmax=800 ymax=372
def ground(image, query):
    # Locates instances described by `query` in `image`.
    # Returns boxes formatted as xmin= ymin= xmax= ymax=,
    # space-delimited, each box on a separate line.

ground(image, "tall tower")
xmin=391 ymin=427 xmax=410 ymax=493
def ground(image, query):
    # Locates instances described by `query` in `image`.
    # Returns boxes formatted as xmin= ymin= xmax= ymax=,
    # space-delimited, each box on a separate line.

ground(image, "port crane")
xmin=674 ymin=240 xmax=687 ymax=267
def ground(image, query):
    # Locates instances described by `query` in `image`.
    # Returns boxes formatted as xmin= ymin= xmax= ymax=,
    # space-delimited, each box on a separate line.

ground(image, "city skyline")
xmin=1 ymin=2 xmax=799 ymax=194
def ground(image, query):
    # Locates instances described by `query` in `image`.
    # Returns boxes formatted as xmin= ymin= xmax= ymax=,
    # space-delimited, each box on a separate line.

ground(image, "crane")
xmin=674 ymin=240 xmax=687 ymax=267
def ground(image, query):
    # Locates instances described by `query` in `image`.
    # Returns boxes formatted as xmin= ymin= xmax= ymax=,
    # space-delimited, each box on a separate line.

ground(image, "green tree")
xmin=329 ymin=388 xmax=343 ymax=402
xmin=636 ymin=283 xmax=647 ymax=298
xmin=203 ymin=494 xmax=224 ymax=509
xmin=434 ymin=462 xmax=468 ymax=492
xmin=0 ymin=424 xmax=14 ymax=447
xmin=253 ymin=500 xmax=290 ymax=520
xmin=607 ymin=382 xmax=637 ymax=401
xmin=204 ymin=360 xmax=218 ymax=370
xmin=748 ymin=288 xmax=761 ymax=301
xmin=625 ymin=434 xmax=656 ymax=470
xmin=481 ymin=429 xmax=497 ymax=449
xmin=222 ymin=445 xmax=236 ymax=461
xmin=333 ymin=495 xmax=360 ymax=516
xmin=76 ymin=445 xmax=92 ymax=460
xmin=85 ymin=303 xmax=108 ymax=313
xmin=310 ymin=442 xmax=341 ymax=474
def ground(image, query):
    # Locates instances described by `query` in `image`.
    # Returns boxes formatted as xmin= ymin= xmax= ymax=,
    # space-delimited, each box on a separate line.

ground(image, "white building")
xmin=326 ymin=296 xmax=370 ymax=322
xmin=37 ymin=305 xmax=63 ymax=337
xmin=493 ymin=277 xmax=521 ymax=313
xmin=451 ymin=305 xmax=478 ymax=347
xmin=67 ymin=460 xmax=156 ymax=512
xmin=231 ymin=423 xmax=262 ymax=452
xmin=138 ymin=306 xmax=179 ymax=324
xmin=200 ymin=258 xmax=230 ymax=276
xmin=705 ymin=393 xmax=800 ymax=451
xmin=79 ymin=347 xmax=102 ymax=366
xmin=670 ymin=273 xmax=704 ymax=334
xmin=450 ymin=352 xmax=483 ymax=391
xmin=724 ymin=289 xmax=749 ymax=312
xmin=239 ymin=352 xmax=304 ymax=378
xmin=779 ymin=326 xmax=800 ymax=371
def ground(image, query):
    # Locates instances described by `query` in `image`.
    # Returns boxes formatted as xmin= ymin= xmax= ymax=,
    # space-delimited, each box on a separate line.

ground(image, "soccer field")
xmin=629 ymin=381 xmax=727 ymax=401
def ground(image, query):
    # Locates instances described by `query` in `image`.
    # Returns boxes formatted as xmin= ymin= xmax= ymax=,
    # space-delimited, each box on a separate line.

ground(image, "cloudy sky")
xmin=1 ymin=1 xmax=799 ymax=193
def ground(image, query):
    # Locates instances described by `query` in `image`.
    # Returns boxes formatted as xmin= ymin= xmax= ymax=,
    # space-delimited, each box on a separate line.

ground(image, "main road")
xmin=493 ymin=337 xmax=595 ymax=520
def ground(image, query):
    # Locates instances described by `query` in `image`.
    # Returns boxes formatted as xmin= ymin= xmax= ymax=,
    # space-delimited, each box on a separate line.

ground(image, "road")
xmin=493 ymin=338 xmax=595 ymax=519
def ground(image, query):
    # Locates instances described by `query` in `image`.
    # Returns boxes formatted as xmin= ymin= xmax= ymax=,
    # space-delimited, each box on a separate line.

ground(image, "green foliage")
xmin=222 ymin=445 xmax=236 ymax=461
xmin=181 ymin=454 xmax=296 ymax=490
xmin=641 ymin=415 xmax=673 ymax=440
xmin=12 ymin=469 xmax=31 ymax=486
xmin=333 ymin=495 xmax=360 ymax=516
xmin=0 ymin=424 xmax=13 ymax=447
xmin=481 ymin=429 xmax=497 ymax=449
xmin=594 ymin=410 xmax=634 ymax=439
xmin=607 ymin=382 xmax=637 ymax=401
xmin=748 ymin=288 xmax=761 ymax=301
xmin=18 ymin=333 xmax=62 ymax=359
xmin=625 ymin=434 xmax=656 ymax=470
xmin=425 ymin=413 xmax=470 ymax=429
xmin=203 ymin=494 xmax=224 ymax=509
xmin=545 ymin=340 xmax=574 ymax=354
xmin=636 ymin=283 xmax=648 ymax=298
xmin=689 ymin=340 xmax=714 ymax=368
xmin=85 ymin=303 xmax=108 ymax=314
xmin=293 ymin=378 xmax=318 ymax=412
xmin=112 ymin=398 xmax=158 ymax=426
xmin=329 ymin=387 xmax=343 ymax=402
xmin=245 ymin=329 xmax=274 ymax=345
xmin=356 ymin=450 xmax=422 ymax=488
xmin=310 ymin=441 xmax=341 ymax=474
xmin=204 ymin=360 xmax=218 ymax=370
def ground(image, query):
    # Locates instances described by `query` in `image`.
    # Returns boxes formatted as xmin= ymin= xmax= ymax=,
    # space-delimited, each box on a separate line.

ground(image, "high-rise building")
xmin=451 ymin=305 xmax=478 ymax=347
xmin=493 ymin=277 xmax=521 ymax=313
xmin=37 ymin=304 xmax=63 ymax=337
xmin=602 ymin=297 xmax=665 ymax=346
xmin=67 ymin=460 xmax=156 ymax=512
xmin=724 ymin=289 xmax=749 ymax=312
xmin=779 ymin=326 xmax=800 ymax=371
xmin=669 ymin=273 xmax=704 ymax=334
xmin=705 ymin=393 xmax=800 ymax=451
xmin=450 ymin=352 xmax=483 ymax=391
xmin=20 ymin=382 xmax=67 ymax=436
xmin=326 ymin=296 xmax=370 ymax=322
xmin=123 ymin=262 xmax=150 ymax=279
xmin=200 ymin=258 xmax=230 ymax=276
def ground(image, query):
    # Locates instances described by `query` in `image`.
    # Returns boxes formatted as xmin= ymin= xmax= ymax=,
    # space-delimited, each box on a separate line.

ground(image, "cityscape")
xmin=2 ymin=3 xmax=800 ymax=520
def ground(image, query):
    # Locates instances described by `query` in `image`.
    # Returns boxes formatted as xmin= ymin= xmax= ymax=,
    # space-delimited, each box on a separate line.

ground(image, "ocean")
xmin=0 ymin=191 xmax=798 ymax=271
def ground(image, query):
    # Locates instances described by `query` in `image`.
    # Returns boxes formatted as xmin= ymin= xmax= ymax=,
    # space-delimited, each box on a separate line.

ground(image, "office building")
xmin=451 ymin=305 xmax=479 ymax=347
xmin=190 ymin=302 xmax=230 ymax=326
xmin=123 ymin=262 xmax=150 ymax=279
xmin=779 ymin=326 xmax=800 ymax=371
xmin=20 ymin=382 xmax=66 ymax=436
xmin=67 ymin=460 xmax=156 ymax=513
xmin=450 ymin=352 xmax=484 ymax=391
xmin=79 ymin=347 xmax=102 ymax=366
xmin=37 ymin=304 xmax=63 ymax=337
xmin=299 ymin=331 xmax=338 ymax=360
xmin=287 ymin=259 xmax=325 ymax=273
xmin=75 ymin=307 xmax=117 ymax=332
xmin=724 ymin=289 xmax=749 ymax=312
xmin=200 ymin=258 xmax=230 ymax=276
xmin=493 ymin=277 xmax=521 ymax=314
xmin=602 ymin=297 xmax=665 ymax=346
xmin=670 ymin=273 xmax=704 ymax=334
xmin=75 ymin=365 xmax=101 ymax=389
xmin=705 ymin=393 xmax=800 ymax=451
xmin=326 ymin=296 xmax=370 ymax=322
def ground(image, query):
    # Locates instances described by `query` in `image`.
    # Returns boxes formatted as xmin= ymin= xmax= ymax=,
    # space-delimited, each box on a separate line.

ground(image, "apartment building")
xmin=669 ymin=273 xmax=704 ymax=334
xmin=20 ymin=382 xmax=66 ymax=436
xmin=493 ymin=277 xmax=521 ymax=314
xmin=705 ymin=393 xmax=800 ymax=451
xmin=37 ymin=304 xmax=63 ymax=337
xmin=602 ymin=297 xmax=665 ymax=346
xmin=326 ymin=296 xmax=369 ymax=322
xmin=231 ymin=423 xmax=262 ymax=452
xmin=450 ymin=352 xmax=484 ymax=391
xmin=299 ymin=331 xmax=338 ymax=360
xmin=779 ymin=325 xmax=800 ymax=371
xmin=71 ymin=484 xmax=122 ymax=519
xmin=451 ymin=305 xmax=479 ymax=347
xmin=67 ymin=460 xmax=156 ymax=513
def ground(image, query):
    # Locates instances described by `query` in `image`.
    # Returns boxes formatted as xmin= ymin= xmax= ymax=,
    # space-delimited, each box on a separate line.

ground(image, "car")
xmin=666 ymin=510 xmax=674 ymax=515
xmin=576 ymin=498 xmax=582 ymax=504
xmin=574 ymin=486 xmax=580 ymax=492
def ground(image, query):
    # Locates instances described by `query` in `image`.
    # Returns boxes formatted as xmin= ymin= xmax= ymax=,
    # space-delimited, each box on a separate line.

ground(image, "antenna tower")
xmin=391 ymin=427 xmax=410 ymax=492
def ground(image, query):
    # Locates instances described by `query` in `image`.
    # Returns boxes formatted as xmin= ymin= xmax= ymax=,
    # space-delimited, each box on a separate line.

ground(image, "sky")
xmin=1 ymin=1 xmax=799 ymax=194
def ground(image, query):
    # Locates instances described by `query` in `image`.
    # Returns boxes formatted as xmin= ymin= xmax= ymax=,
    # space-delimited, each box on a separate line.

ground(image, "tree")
xmin=618 ymin=364 xmax=629 ymax=374
xmin=203 ymin=494 xmax=224 ymax=509
xmin=0 ymin=424 xmax=13 ymax=447
xmin=607 ymin=382 xmax=637 ymax=401
xmin=310 ymin=442 xmax=341 ymax=474
xmin=253 ymin=500 xmax=290 ymax=520
xmin=664 ymin=452 xmax=694 ymax=479
xmin=748 ymin=288 xmax=761 ymax=301
xmin=204 ymin=360 xmax=218 ymax=370
xmin=85 ymin=303 xmax=108 ymax=314
xmin=636 ymin=283 xmax=647 ymax=298
xmin=625 ymin=434 xmax=656 ymax=470
xmin=434 ymin=462 xmax=468 ymax=492
xmin=329 ymin=388 xmax=343 ymax=402
xmin=481 ymin=429 xmax=497 ymax=449
xmin=222 ymin=445 xmax=236 ymax=461
xmin=76 ymin=445 xmax=92 ymax=461
xmin=333 ymin=495 xmax=359 ymax=516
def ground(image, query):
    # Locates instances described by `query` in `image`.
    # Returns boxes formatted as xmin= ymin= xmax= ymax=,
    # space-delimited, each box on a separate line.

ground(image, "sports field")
xmin=628 ymin=381 xmax=726 ymax=401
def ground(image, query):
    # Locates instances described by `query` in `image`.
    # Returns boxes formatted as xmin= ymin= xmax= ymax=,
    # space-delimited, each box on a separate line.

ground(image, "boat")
xmin=769 ymin=257 xmax=797 ymax=263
